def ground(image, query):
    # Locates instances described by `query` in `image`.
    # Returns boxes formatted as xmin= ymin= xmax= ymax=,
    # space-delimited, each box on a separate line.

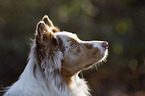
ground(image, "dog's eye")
xmin=72 ymin=42 xmax=78 ymax=48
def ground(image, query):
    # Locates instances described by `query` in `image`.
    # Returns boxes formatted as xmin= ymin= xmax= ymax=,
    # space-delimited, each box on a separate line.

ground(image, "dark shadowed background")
xmin=0 ymin=0 xmax=145 ymax=96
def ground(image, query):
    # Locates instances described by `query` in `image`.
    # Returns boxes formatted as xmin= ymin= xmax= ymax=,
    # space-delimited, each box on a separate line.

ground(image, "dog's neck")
xmin=17 ymin=45 xmax=90 ymax=96
xmin=19 ymin=46 xmax=71 ymax=95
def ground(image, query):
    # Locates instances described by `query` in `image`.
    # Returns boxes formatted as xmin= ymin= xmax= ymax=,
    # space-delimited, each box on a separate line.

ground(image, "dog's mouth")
xmin=83 ymin=49 xmax=108 ymax=70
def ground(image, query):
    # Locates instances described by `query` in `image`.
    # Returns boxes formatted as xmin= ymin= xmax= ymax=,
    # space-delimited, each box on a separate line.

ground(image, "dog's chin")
xmin=83 ymin=49 xmax=108 ymax=70
xmin=83 ymin=63 xmax=94 ymax=70
xmin=83 ymin=62 xmax=99 ymax=70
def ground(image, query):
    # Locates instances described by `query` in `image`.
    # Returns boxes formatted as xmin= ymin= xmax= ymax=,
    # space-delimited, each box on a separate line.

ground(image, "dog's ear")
xmin=35 ymin=21 xmax=58 ymax=57
xmin=42 ymin=15 xmax=60 ymax=32
xmin=42 ymin=15 xmax=54 ymax=27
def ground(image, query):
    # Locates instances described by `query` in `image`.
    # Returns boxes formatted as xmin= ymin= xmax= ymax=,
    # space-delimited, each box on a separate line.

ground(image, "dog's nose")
xmin=102 ymin=41 xmax=109 ymax=49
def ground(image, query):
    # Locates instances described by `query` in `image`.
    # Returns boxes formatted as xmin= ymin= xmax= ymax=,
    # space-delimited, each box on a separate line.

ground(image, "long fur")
xmin=4 ymin=43 xmax=89 ymax=96
xmin=3 ymin=15 xmax=108 ymax=96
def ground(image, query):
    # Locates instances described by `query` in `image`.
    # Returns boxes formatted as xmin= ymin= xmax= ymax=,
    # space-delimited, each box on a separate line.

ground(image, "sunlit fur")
xmin=3 ymin=15 xmax=108 ymax=96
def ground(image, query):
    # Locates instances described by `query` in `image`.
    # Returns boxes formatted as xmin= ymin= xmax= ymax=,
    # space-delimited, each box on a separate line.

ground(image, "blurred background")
xmin=0 ymin=0 xmax=145 ymax=96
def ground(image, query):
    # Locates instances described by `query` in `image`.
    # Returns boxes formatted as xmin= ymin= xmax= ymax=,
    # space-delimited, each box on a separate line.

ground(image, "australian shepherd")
xmin=3 ymin=15 xmax=108 ymax=96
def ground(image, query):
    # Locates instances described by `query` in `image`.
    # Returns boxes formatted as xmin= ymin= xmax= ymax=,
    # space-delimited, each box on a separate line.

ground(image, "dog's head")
xmin=35 ymin=15 xmax=108 ymax=81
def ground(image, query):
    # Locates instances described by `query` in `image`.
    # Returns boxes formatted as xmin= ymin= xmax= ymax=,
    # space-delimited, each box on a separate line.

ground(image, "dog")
xmin=3 ymin=15 xmax=108 ymax=96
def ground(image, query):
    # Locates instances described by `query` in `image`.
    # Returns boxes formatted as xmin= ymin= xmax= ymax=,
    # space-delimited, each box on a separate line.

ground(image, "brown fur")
xmin=35 ymin=16 xmax=107 ymax=85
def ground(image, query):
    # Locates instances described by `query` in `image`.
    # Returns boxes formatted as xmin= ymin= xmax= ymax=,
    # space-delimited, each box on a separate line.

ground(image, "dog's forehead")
xmin=54 ymin=31 xmax=81 ymax=42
